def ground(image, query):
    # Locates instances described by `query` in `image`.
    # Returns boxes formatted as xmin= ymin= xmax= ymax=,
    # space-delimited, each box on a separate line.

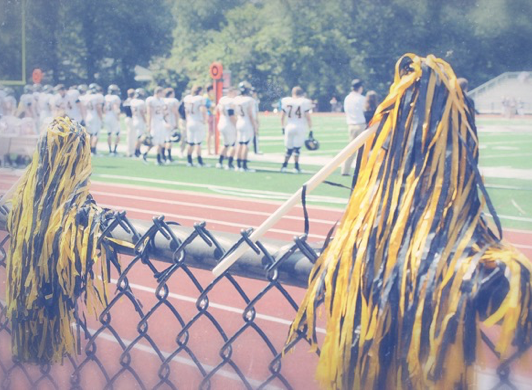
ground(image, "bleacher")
xmin=469 ymin=71 xmax=532 ymax=114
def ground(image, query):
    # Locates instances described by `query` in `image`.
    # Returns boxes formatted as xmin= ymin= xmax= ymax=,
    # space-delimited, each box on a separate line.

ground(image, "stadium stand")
xmin=469 ymin=71 xmax=532 ymax=114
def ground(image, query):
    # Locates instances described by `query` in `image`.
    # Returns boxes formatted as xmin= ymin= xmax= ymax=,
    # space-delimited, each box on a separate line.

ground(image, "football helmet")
xmin=77 ymin=84 xmax=88 ymax=94
xmin=304 ymin=131 xmax=320 ymax=151
xmin=54 ymin=84 xmax=66 ymax=93
xmin=88 ymin=83 xmax=99 ymax=93
xmin=141 ymin=135 xmax=153 ymax=147
xmin=108 ymin=84 xmax=120 ymax=95
xmin=238 ymin=81 xmax=252 ymax=95
xmin=134 ymin=88 xmax=146 ymax=98
xmin=170 ymin=131 xmax=182 ymax=143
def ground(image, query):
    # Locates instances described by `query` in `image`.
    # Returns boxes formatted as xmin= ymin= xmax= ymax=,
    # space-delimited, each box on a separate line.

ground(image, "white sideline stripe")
xmin=93 ymin=174 xmax=349 ymax=205
xmin=111 ymin=278 xmax=326 ymax=335
xmin=514 ymin=243 xmax=532 ymax=250
xmin=208 ymin=186 xmax=348 ymax=204
xmin=98 ymin=203 xmax=328 ymax=240
xmin=83 ymin=326 xmax=283 ymax=390
xmin=482 ymin=152 xmax=532 ymax=159
xmin=93 ymin=181 xmax=345 ymax=213
xmin=487 ymin=213 xmax=532 ymax=223
xmin=91 ymin=191 xmax=340 ymax=225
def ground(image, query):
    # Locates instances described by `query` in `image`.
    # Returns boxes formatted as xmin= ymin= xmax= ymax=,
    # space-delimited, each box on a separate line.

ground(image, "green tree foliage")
xmin=3 ymin=0 xmax=174 ymax=90
xmin=1 ymin=0 xmax=531 ymax=105
xmin=164 ymin=0 xmax=532 ymax=110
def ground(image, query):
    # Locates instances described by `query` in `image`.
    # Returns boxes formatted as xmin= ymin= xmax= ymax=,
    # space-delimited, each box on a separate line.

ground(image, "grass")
xmin=94 ymin=113 xmax=532 ymax=231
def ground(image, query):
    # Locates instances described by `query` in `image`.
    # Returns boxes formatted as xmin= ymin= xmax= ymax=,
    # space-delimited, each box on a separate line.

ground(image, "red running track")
xmin=1 ymin=173 xmax=532 ymax=389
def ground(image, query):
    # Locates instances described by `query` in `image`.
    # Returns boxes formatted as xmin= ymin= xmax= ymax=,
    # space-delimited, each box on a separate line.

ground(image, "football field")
xmin=92 ymin=113 xmax=532 ymax=232
xmin=1 ymin=113 xmax=531 ymax=388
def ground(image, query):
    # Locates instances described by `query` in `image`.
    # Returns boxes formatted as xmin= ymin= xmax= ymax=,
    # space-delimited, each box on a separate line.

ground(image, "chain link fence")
xmin=0 ymin=203 xmax=530 ymax=389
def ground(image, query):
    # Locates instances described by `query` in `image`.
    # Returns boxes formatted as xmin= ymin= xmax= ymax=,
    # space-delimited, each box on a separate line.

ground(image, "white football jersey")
xmin=104 ymin=94 xmax=121 ymax=117
xmin=131 ymin=98 xmax=146 ymax=121
xmin=217 ymin=96 xmax=235 ymax=117
xmin=164 ymin=97 xmax=179 ymax=128
xmin=4 ymin=95 xmax=17 ymax=116
xmin=66 ymin=89 xmax=83 ymax=122
xmin=281 ymin=97 xmax=312 ymax=127
xmin=183 ymin=95 xmax=206 ymax=123
xmin=52 ymin=94 xmax=68 ymax=116
xmin=38 ymin=93 xmax=53 ymax=117
xmin=82 ymin=93 xmax=104 ymax=121
xmin=146 ymin=96 xmax=165 ymax=124
xmin=20 ymin=93 xmax=34 ymax=116
xmin=233 ymin=95 xmax=257 ymax=127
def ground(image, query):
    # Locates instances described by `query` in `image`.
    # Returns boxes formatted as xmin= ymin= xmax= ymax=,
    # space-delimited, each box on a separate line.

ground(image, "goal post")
xmin=0 ymin=0 xmax=26 ymax=86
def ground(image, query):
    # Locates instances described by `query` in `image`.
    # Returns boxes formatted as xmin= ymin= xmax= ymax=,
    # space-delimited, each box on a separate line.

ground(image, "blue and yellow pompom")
xmin=5 ymin=117 xmax=113 ymax=363
xmin=288 ymin=54 xmax=532 ymax=389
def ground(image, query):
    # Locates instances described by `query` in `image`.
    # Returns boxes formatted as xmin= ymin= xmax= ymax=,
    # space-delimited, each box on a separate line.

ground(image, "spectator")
xmin=123 ymin=88 xmax=135 ymax=157
xmin=330 ymin=96 xmax=342 ymax=112
xmin=363 ymin=91 xmax=379 ymax=124
xmin=457 ymin=78 xmax=476 ymax=120
xmin=204 ymin=85 xmax=215 ymax=155
xmin=341 ymin=79 xmax=366 ymax=176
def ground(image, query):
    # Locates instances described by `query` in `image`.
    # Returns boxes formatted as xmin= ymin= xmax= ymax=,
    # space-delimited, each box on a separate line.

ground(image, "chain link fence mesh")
xmin=0 ymin=204 xmax=530 ymax=389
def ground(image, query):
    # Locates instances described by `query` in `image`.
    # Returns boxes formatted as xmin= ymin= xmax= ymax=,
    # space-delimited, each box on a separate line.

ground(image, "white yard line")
xmin=98 ymin=203 xmax=329 ymax=240
xmin=511 ymin=199 xmax=527 ymax=215
xmin=93 ymin=174 xmax=349 ymax=205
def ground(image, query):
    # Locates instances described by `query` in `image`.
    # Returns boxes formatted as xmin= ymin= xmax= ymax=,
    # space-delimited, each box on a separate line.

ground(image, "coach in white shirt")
xmin=341 ymin=79 xmax=366 ymax=176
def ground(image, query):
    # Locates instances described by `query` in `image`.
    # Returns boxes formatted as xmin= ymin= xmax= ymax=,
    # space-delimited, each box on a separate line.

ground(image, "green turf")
xmin=91 ymin=156 xmax=354 ymax=207
xmin=94 ymin=113 xmax=532 ymax=231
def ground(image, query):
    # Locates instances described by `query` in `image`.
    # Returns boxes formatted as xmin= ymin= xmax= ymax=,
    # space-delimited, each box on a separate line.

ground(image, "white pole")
xmin=212 ymin=123 xmax=378 ymax=278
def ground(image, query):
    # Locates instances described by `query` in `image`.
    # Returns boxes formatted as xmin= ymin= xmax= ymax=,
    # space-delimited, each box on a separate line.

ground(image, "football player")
xmin=131 ymin=88 xmax=147 ymax=158
xmin=205 ymin=85 xmax=216 ymax=155
xmin=32 ymin=84 xmax=42 ymax=121
xmin=37 ymin=85 xmax=54 ymax=131
xmin=215 ymin=87 xmax=238 ymax=170
xmin=18 ymin=85 xmax=36 ymax=120
xmin=82 ymin=83 xmax=104 ymax=155
xmin=280 ymin=86 xmax=313 ymax=173
xmin=183 ymin=85 xmax=208 ymax=167
xmin=233 ymin=81 xmax=258 ymax=172
xmin=123 ymin=88 xmax=135 ymax=157
xmin=163 ymin=87 xmax=180 ymax=163
xmin=104 ymin=84 xmax=122 ymax=155
xmin=51 ymin=84 xmax=68 ymax=118
xmin=144 ymin=86 xmax=168 ymax=165
xmin=66 ymin=85 xmax=84 ymax=124
xmin=3 ymin=88 xmax=17 ymax=117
